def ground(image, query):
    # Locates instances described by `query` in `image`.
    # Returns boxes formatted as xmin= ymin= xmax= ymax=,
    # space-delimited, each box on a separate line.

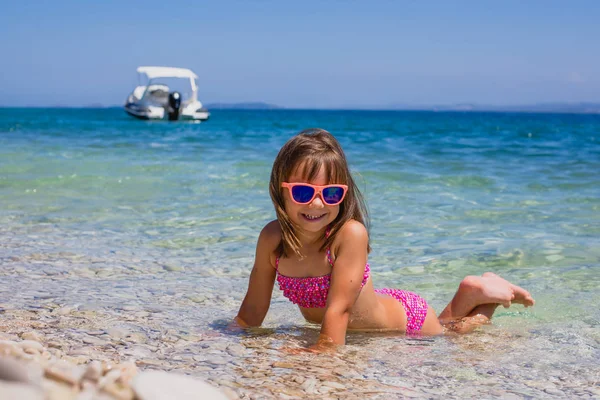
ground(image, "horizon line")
xmin=1 ymin=102 xmax=600 ymax=115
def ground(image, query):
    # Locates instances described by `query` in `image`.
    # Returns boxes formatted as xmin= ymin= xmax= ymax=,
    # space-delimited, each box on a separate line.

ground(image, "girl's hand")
xmin=226 ymin=316 xmax=248 ymax=333
xmin=310 ymin=333 xmax=338 ymax=353
xmin=280 ymin=346 xmax=318 ymax=355
xmin=307 ymin=343 xmax=337 ymax=354
xmin=280 ymin=334 xmax=339 ymax=355
xmin=280 ymin=345 xmax=335 ymax=355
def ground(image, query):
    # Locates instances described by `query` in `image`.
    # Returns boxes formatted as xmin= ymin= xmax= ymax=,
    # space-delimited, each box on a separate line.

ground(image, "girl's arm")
xmin=319 ymin=220 xmax=369 ymax=346
xmin=235 ymin=221 xmax=279 ymax=327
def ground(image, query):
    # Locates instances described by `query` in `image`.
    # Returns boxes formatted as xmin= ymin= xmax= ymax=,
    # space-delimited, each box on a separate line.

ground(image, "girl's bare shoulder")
xmin=258 ymin=220 xmax=282 ymax=250
xmin=338 ymin=219 xmax=368 ymax=239
xmin=332 ymin=220 xmax=368 ymax=252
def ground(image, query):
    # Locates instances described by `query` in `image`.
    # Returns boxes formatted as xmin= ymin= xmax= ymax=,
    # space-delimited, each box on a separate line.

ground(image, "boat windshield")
xmin=139 ymin=76 xmax=198 ymax=104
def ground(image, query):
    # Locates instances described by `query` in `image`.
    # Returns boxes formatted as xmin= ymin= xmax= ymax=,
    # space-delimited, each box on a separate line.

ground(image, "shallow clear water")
xmin=1 ymin=108 xmax=599 ymax=397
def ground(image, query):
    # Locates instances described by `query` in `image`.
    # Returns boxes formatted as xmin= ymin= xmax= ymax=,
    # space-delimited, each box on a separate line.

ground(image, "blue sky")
xmin=1 ymin=1 xmax=599 ymax=108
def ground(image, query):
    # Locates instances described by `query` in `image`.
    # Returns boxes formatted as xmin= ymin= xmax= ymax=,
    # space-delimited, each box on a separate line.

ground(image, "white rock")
xmin=322 ymin=380 xmax=346 ymax=389
xmin=123 ymin=345 xmax=154 ymax=359
xmin=133 ymin=370 xmax=228 ymax=400
xmin=0 ymin=381 xmax=43 ymax=400
xmin=0 ymin=357 xmax=43 ymax=385
xmin=21 ymin=332 xmax=43 ymax=342
xmin=17 ymin=341 xmax=45 ymax=352
xmin=82 ymin=361 xmax=102 ymax=383
xmin=301 ymin=377 xmax=318 ymax=394
xmin=0 ymin=341 xmax=23 ymax=357
xmin=106 ymin=327 xmax=129 ymax=339
xmin=81 ymin=335 xmax=109 ymax=346
xmin=226 ymin=344 xmax=246 ymax=357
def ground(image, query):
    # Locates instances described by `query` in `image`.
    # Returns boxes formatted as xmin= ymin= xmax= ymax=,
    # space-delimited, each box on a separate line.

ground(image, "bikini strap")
xmin=274 ymin=256 xmax=279 ymax=271
xmin=326 ymin=247 xmax=334 ymax=268
xmin=325 ymin=226 xmax=334 ymax=268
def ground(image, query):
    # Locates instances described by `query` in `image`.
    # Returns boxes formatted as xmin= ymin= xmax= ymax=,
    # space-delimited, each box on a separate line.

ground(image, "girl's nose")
xmin=309 ymin=193 xmax=325 ymax=208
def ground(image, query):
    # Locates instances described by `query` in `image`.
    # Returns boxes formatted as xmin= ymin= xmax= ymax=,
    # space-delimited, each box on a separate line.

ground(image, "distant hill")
xmin=204 ymin=102 xmax=282 ymax=110
xmin=384 ymin=102 xmax=600 ymax=114
xmin=202 ymin=102 xmax=600 ymax=113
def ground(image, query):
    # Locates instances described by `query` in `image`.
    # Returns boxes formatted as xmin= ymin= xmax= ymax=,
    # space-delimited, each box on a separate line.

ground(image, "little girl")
xmin=235 ymin=129 xmax=534 ymax=349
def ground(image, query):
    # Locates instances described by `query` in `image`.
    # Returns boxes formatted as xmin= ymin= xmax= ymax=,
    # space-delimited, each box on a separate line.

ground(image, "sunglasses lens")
xmin=322 ymin=186 xmax=346 ymax=204
xmin=291 ymin=185 xmax=315 ymax=203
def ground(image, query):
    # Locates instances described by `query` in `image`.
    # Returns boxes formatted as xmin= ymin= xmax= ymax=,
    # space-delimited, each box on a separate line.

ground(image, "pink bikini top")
xmin=275 ymin=247 xmax=370 ymax=308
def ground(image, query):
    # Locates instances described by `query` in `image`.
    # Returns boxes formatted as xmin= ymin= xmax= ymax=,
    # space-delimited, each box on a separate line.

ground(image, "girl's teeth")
xmin=305 ymin=214 xmax=323 ymax=220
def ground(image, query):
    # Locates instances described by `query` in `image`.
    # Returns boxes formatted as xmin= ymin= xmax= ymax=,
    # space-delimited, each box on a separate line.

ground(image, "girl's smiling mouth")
xmin=302 ymin=213 xmax=327 ymax=221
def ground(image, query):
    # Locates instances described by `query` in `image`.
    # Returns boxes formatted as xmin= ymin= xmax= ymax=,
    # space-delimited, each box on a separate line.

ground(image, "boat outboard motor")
xmin=167 ymin=91 xmax=181 ymax=120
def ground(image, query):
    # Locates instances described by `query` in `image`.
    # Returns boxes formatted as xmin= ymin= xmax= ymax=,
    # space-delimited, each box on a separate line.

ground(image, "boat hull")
xmin=124 ymin=103 xmax=209 ymax=121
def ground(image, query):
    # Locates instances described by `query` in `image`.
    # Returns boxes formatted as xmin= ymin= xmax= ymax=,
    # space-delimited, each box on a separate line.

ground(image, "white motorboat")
xmin=124 ymin=66 xmax=210 ymax=121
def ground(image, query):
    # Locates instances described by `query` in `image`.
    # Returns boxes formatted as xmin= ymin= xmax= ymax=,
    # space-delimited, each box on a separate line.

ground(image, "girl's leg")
xmin=442 ymin=303 xmax=498 ymax=334
xmin=421 ymin=303 xmax=499 ymax=335
xmin=437 ymin=272 xmax=534 ymax=324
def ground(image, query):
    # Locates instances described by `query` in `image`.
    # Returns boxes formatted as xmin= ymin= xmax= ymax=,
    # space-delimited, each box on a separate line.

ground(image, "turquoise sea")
xmin=1 ymin=108 xmax=599 ymax=397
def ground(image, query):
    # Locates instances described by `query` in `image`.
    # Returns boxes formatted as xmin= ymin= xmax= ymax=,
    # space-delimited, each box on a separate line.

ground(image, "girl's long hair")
xmin=269 ymin=128 xmax=370 ymax=258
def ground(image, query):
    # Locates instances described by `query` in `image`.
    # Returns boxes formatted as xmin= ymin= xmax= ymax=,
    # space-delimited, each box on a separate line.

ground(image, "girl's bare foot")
xmin=438 ymin=272 xmax=535 ymax=323
xmin=482 ymin=272 xmax=535 ymax=307
xmin=460 ymin=275 xmax=514 ymax=308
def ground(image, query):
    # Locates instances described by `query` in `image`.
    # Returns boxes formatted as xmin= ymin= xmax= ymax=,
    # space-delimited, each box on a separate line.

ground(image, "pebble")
xmin=220 ymin=387 xmax=240 ymax=400
xmin=201 ymin=341 xmax=229 ymax=351
xmin=226 ymin=344 xmax=246 ymax=357
xmin=68 ymin=347 xmax=95 ymax=356
xmin=0 ymin=357 xmax=43 ymax=385
xmin=123 ymin=345 xmax=155 ymax=359
xmin=132 ymin=370 xmax=228 ymax=400
xmin=82 ymin=336 xmax=110 ymax=346
xmin=21 ymin=332 xmax=44 ymax=342
xmin=40 ymin=378 xmax=79 ymax=400
xmin=82 ymin=361 xmax=103 ymax=383
xmin=123 ymin=333 xmax=148 ymax=344
xmin=44 ymin=364 xmax=80 ymax=386
xmin=301 ymin=377 xmax=318 ymax=393
xmin=272 ymin=362 xmax=295 ymax=369
xmin=206 ymin=356 xmax=229 ymax=366
xmin=544 ymin=387 xmax=565 ymax=396
xmin=134 ymin=311 xmax=150 ymax=318
xmin=102 ymin=383 xmax=135 ymax=400
xmin=85 ymin=330 xmax=106 ymax=336
xmin=0 ymin=381 xmax=44 ymax=400
xmin=54 ymin=306 xmax=74 ymax=316
xmin=0 ymin=341 xmax=22 ymax=357
xmin=333 ymin=367 xmax=360 ymax=378
xmin=322 ymin=381 xmax=346 ymax=390
xmin=18 ymin=340 xmax=45 ymax=352
xmin=98 ymin=369 xmax=123 ymax=389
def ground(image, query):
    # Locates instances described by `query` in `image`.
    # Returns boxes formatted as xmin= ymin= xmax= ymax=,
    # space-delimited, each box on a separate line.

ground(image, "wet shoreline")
xmin=1 ymin=301 xmax=598 ymax=399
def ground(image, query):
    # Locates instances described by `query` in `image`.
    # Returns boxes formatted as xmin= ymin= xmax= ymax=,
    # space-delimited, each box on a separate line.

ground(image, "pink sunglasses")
xmin=282 ymin=182 xmax=348 ymax=205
